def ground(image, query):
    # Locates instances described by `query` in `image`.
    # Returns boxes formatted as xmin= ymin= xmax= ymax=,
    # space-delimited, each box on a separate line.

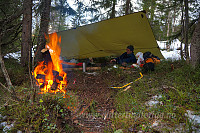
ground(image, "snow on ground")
xmin=4 ymin=51 xmax=21 ymax=61
xmin=157 ymin=39 xmax=181 ymax=60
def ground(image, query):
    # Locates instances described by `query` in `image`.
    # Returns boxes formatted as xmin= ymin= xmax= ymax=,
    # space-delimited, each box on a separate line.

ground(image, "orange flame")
xmin=33 ymin=33 xmax=67 ymax=95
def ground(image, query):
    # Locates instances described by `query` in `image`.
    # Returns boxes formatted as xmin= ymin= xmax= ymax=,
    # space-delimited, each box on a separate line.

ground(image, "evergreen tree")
xmin=0 ymin=0 xmax=22 ymax=56
xmin=50 ymin=0 xmax=76 ymax=32
xmin=71 ymin=1 xmax=87 ymax=28
xmin=0 ymin=0 xmax=21 ymax=100
xmin=71 ymin=0 xmax=98 ymax=27
xmin=89 ymin=0 xmax=119 ymax=22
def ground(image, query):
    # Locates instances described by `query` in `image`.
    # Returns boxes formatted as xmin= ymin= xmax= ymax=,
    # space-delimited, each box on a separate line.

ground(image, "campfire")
xmin=33 ymin=33 xmax=67 ymax=95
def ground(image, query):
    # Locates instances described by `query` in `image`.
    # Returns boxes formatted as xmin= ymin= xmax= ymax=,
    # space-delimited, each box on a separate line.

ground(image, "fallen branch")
xmin=0 ymin=82 xmax=11 ymax=98
xmin=0 ymin=48 xmax=13 ymax=89
xmin=120 ymin=85 xmax=131 ymax=93
xmin=0 ymin=44 xmax=19 ymax=101
xmin=63 ymin=67 xmax=101 ymax=71
xmin=0 ymin=82 xmax=10 ymax=92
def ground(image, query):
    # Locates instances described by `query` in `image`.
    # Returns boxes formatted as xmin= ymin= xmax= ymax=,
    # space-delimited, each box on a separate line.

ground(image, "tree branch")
xmin=0 ymin=82 xmax=11 ymax=93
xmin=1 ymin=27 xmax=22 ymax=47
xmin=0 ymin=8 xmax=7 ymax=18
xmin=2 ymin=43 xmax=20 ymax=57
xmin=6 ymin=22 xmax=22 ymax=34
xmin=0 ymin=10 xmax=23 ymax=26
xmin=1 ymin=21 xmax=22 ymax=39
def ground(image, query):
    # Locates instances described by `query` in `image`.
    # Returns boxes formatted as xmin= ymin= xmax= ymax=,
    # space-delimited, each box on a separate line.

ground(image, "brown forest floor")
xmin=66 ymin=69 xmax=140 ymax=132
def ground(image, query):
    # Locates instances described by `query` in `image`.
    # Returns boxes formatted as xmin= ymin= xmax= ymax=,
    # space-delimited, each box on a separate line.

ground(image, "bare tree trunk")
xmin=167 ymin=11 xmax=171 ymax=38
xmin=110 ymin=0 xmax=116 ymax=19
xmin=172 ymin=2 xmax=176 ymax=33
xmin=190 ymin=16 xmax=200 ymax=67
xmin=181 ymin=2 xmax=184 ymax=59
xmin=184 ymin=0 xmax=189 ymax=60
xmin=150 ymin=0 xmax=156 ymax=21
xmin=166 ymin=10 xmax=171 ymax=50
xmin=35 ymin=0 xmax=51 ymax=62
xmin=21 ymin=0 xmax=32 ymax=68
xmin=125 ymin=0 xmax=131 ymax=15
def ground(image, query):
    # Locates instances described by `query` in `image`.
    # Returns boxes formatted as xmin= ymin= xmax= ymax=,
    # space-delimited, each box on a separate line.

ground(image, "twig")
xmin=28 ymin=44 xmax=35 ymax=102
xmin=120 ymin=85 xmax=131 ymax=93
xmin=0 ymin=82 xmax=9 ymax=91
xmin=0 ymin=82 xmax=11 ymax=98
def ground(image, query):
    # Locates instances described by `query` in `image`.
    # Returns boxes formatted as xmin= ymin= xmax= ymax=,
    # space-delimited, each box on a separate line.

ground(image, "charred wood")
xmin=36 ymin=74 xmax=45 ymax=80
xmin=53 ymin=70 xmax=59 ymax=77
xmin=57 ymin=76 xmax=63 ymax=81
xmin=51 ymin=81 xmax=58 ymax=90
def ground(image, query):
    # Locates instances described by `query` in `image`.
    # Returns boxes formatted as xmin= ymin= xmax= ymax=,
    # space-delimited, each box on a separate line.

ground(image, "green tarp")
xmin=56 ymin=11 xmax=164 ymax=59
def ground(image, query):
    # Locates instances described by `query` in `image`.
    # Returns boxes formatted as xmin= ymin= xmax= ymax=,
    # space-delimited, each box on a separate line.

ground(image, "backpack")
xmin=143 ymin=51 xmax=160 ymax=71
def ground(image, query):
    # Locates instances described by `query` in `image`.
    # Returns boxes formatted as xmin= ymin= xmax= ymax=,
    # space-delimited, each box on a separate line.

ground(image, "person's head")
xmin=126 ymin=45 xmax=134 ymax=54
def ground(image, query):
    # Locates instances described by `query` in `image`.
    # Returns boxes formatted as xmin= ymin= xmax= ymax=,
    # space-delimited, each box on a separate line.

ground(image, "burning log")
xmin=53 ymin=70 xmax=59 ymax=77
xmin=41 ymin=48 xmax=52 ymax=65
xmin=40 ymin=81 xmax=48 ymax=89
xmin=33 ymin=33 xmax=67 ymax=95
xmin=36 ymin=74 xmax=45 ymax=80
xmin=35 ymin=70 xmax=64 ymax=90
xmin=57 ymin=76 xmax=63 ymax=81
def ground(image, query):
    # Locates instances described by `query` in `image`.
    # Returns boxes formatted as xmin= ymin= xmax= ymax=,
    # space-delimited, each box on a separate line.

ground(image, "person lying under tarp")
xmin=110 ymin=45 xmax=137 ymax=66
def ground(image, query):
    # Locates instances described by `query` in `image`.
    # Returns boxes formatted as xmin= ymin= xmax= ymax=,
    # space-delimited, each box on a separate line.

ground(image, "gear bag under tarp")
xmin=143 ymin=51 xmax=160 ymax=71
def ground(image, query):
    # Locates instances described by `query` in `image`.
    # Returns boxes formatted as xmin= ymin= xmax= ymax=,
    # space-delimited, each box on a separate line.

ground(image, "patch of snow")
xmin=4 ymin=51 xmax=21 ymax=61
xmin=146 ymin=95 xmax=163 ymax=107
xmin=157 ymin=39 xmax=181 ymax=50
xmin=3 ymin=123 xmax=14 ymax=133
xmin=0 ymin=122 xmax=7 ymax=128
xmin=157 ymin=39 xmax=182 ymax=60
xmin=147 ymin=100 xmax=160 ymax=106
xmin=152 ymin=120 xmax=160 ymax=127
xmin=186 ymin=110 xmax=200 ymax=125
xmin=152 ymin=95 xmax=162 ymax=99
xmin=157 ymin=40 xmax=167 ymax=49
xmin=157 ymin=39 xmax=192 ymax=60
xmin=161 ymin=50 xmax=181 ymax=61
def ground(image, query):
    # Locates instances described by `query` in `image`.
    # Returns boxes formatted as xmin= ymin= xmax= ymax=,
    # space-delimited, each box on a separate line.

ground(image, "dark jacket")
xmin=116 ymin=52 xmax=137 ymax=64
